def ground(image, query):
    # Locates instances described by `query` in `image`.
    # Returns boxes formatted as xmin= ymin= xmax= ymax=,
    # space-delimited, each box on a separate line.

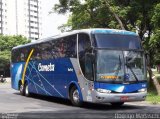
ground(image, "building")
xmin=0 ymin=0 xmax=7 ymax=34
xmin=0 ymin=0 xmax=42 ymax=40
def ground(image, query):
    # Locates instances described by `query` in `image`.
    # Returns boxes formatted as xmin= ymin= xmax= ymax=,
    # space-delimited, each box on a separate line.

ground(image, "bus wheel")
xmin=24 ymin=83 xmax=30 ymax=97
xmin=111 ymin=102 xmax=124 ymax=107
xmin=70 ymin=86 xmax=82 ymax=106
xmin=19 ymin=83 xmax=25 ymax=96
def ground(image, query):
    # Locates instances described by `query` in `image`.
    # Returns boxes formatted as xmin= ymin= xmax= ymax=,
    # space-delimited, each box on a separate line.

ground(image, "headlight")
xmin=96 ymin=89 xmax=111 ymax=93
xmin=138 ymin=88 xmax=147 ymax=92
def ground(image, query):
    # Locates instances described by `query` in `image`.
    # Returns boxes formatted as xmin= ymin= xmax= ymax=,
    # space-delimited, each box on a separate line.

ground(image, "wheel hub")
xmin=73 ymin=89 xmax=80 ymax=103
xmin=20 ymin=85 xmax=23 ymax=92
xmin=25 ymin=85 xmax=29 ymax=95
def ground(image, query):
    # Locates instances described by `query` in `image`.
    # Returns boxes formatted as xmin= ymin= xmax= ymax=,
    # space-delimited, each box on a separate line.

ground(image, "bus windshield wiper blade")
xmin=125 ymin=63 xmax=139 ymax=82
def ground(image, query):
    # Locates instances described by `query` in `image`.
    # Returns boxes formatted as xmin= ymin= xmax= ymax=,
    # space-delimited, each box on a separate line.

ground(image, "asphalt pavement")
xmin=0 ymin=81 xmax=160 ymax=119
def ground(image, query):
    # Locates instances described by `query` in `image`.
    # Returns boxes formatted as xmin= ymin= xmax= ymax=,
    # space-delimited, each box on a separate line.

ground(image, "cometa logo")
xmin=38 ymin=63 xmax=55 ymax=72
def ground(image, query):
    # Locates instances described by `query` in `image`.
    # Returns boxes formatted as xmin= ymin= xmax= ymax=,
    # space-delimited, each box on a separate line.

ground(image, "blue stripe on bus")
xmin=94 ymin=82 xmax=147 ymax=93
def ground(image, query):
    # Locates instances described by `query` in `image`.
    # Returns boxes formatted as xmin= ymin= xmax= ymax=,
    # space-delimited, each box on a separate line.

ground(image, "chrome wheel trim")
xmin=25 ymin=85 xmax=29 ymax=95
xmin=73 ymin=89 xmax=80 ymax=103
xmin=20 ymin=85 xmax=23 ymax=93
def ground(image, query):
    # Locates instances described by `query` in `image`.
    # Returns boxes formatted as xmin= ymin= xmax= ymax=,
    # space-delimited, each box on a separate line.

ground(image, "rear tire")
xmin=24 ymin=83 xmax=30 ymax=97
xmin=70 ymin=86 xmax=82 ymax=107
xmin=19 ymin=83 xmax=25 ymax=96
xmin=111 ymin=102 xmax=124 ymax=107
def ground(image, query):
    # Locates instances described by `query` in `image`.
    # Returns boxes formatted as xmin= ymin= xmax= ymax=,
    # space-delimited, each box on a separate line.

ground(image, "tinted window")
xmin=78 ymin=34 xmax=91 ymax=56
xmin=12 ymin=35 xmax=77 ymax=62
xmin=78 ymin=33 xmax=91 ymax=80
xmin=52 ymin=40 xmax=60 ymax=59
xmin=56 ymin=38 xmax=66 ymax=58
xmin=65 ymin=35 xmax=77 ymax=58
xmin=94 ymin=34 xmax=141 ymax=49
xmin=40 ymin=42 xmax=53 ymax=60
xmin=11 ymin=50 xmax=18 ymax=62
xmin=31 ymin=45 xmax=41 ymax=60
xmin=52 ymin=35 xmax=77 ymax=58
xmin=12 ymin=48 xmax=30 ymax=63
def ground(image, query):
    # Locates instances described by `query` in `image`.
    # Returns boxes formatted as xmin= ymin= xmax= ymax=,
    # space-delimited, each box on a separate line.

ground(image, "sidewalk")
xmin=5 ymin=77 xmax=11 ymax=83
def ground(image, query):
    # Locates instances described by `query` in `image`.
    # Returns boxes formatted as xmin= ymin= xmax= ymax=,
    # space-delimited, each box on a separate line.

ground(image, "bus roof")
xmin=12 ymin=28 xmax=138 ymax=50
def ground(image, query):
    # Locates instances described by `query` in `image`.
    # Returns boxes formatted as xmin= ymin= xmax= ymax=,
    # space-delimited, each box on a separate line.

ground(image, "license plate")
xmin=120 ymin=96 xmax=129 ymax=101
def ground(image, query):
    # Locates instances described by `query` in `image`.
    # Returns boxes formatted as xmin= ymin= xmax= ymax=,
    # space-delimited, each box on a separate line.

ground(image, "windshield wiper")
xmin=125 ymin=63 xmax=139 ymax=82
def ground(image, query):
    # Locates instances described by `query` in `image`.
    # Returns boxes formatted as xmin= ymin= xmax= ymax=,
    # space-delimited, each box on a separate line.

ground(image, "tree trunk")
xmin=147 ymin=65 xmax=153 ymax=84
xmin=147 ymin=64 xmax=160 ymax=95
xmin=104 ymin=0 xmax=125 ymax=30
xmin=152 ymin=76 xmax=160 ymax=95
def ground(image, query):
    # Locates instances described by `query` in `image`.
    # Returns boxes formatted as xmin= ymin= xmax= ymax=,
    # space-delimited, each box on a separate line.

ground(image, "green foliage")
xmin=149 ymin=30 xmax=160 ymax=65
xmin=0 ymin=35 xmax=30 ymax=51
xmin=146 ymin=70 xmax=160 ymax=104
xmin=0 ymin=51 xmax=10 ymax=70
xmin=147 ymin=3 xmax=160 ymax=65
xmin=54 ymin=0 xmax=159 ymax=35
xmin=147 ymin=92 xmax=160 ymax=104
xmin=0 ymin=35 xmax=30 ymax=72
xmin=152 ymin=3 xmax=160 ymax=29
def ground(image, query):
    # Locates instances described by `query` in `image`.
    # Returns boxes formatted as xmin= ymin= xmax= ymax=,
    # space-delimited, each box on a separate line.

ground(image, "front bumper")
xmin=92 ymin=91 xmax=147 ymax=103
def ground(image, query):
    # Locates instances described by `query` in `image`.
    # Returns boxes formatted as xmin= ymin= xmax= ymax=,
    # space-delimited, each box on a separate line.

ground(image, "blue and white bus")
xmin=11 ymin=29 xmax=147 ymax=106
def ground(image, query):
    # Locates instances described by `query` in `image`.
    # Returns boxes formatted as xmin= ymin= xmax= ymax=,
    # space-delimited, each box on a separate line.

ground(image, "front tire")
xmin=70 ymin=86 xmax=82 ymax=106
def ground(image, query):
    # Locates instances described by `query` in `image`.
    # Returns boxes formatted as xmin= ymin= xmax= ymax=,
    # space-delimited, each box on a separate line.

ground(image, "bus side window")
xmin=11 ymin=50 xmax=15 ymax=63
xmin=39 ymin=42 xmax=52 ymax=60
xmin=65 ymin=35 xmax=77 ymax=58
xmin=15 ymin=49 xmax=21 ymax=62
xmin=51 ymin=40 xmax=58 ymax=59
xmin=78 ymin=33 xmax=91 ymax=80
xmin=20 ymin=48 xmax=28 ymax=62
xmin=59 ymin=39 xmax=66 ymax=58
xmin=52 ymin=40 xmax=61 ymax=59
xmin=36 ymin=45 xmax=42 ymax=60
xmin=30 ymin=45 xmax=38 ymax=61
xmin=20 ymin=52 xmax=25 ymax=61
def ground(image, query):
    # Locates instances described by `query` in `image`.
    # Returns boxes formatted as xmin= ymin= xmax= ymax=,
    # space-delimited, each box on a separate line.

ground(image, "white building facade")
xmin=0 ymin=0 xmax=42 ymax=40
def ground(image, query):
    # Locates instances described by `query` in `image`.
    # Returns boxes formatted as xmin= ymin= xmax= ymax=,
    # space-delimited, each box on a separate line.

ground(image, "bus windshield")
xmin=96 ymin=50 xmax=147 ymax=83
xmin=94 ymin=34 xmax=141 ymax=49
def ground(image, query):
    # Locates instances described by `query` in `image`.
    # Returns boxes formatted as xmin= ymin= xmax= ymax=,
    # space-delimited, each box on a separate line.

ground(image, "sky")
xmin=41 ymin=0 xmax=69 ymax=38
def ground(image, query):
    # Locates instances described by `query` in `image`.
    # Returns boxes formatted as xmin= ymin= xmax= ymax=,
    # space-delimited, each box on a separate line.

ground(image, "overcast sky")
xmin=41 ymin=0 xmax=68 ymax=38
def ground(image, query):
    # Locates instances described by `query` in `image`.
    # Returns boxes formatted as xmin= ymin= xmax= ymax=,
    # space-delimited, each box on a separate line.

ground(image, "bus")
xmin=11 ymin=29 xmax=147 ymax=106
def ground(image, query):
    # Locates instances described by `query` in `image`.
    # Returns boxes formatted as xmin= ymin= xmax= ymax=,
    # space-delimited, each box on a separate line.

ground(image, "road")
xmin=0 ymin=82 xmax=160 ymax=119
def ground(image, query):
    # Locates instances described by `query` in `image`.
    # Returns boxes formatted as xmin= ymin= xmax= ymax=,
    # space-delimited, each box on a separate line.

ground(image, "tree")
xmin=0 ymin=35 xmax=30 ymax=76
xmin=54 ymin=0 xmax=159 ymax=33
xmin=147 ymin=3 xmax=160 ymax=95
xmin=0 ymin=35 xmax=30 ymax=51
xmin=0 ymin=51 xmax=10 ymax=72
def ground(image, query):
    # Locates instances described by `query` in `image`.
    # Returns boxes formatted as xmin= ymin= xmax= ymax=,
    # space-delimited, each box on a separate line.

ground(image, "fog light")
xmin=96 ymin=89 xmax=111 ymax=93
